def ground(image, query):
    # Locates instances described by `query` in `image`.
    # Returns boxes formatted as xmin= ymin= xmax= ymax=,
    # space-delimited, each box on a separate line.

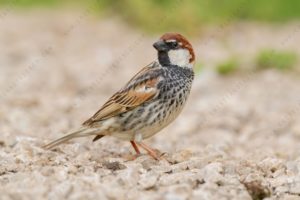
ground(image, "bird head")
xmin=153 ymin=33 xmax=195 ymax=68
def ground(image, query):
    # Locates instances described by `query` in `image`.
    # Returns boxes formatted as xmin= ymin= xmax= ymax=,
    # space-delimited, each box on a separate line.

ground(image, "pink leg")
xmin=138 ymin=142 xmax=160 ymax=160
xmin=130 ymin=141 xmax=141 ymax=155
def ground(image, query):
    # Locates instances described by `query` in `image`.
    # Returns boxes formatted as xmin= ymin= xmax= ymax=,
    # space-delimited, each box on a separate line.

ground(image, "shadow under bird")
xmin=43 ymin=32 xmax=195 ymax=160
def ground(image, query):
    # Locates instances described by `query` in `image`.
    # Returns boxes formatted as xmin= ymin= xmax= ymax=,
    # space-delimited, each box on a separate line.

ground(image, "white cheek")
xmin=168 ymin=49 xmax=191 ymax=67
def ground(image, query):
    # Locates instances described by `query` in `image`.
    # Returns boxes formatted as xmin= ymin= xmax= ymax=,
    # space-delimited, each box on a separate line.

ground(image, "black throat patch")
xmin=157 ymin=51 xmax=171 ymax=66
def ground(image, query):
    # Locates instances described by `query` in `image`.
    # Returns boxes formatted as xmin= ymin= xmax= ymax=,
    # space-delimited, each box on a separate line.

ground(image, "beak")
xmin=153 ymin=40 xmax=168 ymax=51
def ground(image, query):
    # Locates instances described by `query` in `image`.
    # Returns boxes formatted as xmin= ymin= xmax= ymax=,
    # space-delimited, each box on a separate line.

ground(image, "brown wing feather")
xmin=83 ymin=63 xmax=160 ymax=126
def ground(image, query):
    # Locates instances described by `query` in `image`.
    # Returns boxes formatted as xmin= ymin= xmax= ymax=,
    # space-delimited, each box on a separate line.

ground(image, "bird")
xmin=43 ymin=32 xmax=195 ymax=160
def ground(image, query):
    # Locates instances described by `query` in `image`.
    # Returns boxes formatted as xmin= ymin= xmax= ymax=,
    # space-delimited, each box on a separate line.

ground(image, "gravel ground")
xmin=1 ymin=12 xmax=300 ymax=200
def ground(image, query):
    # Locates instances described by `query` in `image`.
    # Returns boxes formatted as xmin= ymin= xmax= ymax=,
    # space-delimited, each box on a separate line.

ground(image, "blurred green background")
xmin=1 ymin=0 xmax=300 ymax=75
xmin=1 ymin=0 xmax=300 ymax=34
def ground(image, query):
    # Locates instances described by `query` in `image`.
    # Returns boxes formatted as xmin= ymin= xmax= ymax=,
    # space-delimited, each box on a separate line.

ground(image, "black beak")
xmin=153 ymin=40 xmax=168 ymax=51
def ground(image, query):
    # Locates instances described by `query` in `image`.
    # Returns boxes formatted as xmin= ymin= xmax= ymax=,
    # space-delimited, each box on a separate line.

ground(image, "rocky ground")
xmin=1 ymin=12 xmax=300 ymax=200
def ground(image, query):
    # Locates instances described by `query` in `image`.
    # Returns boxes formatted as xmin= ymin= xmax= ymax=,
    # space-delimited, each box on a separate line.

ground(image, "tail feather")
xmin=43 ymin=127 xmax=100 ymax=150
xmin=92 ymin=135 xmax=104 ymax=142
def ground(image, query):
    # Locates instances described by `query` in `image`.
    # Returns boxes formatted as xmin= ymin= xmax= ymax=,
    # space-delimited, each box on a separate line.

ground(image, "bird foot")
xmin=122 ymin=153 xmax=141 ymax=161
xmin=129 ymin=141 xmax=167 ymax=161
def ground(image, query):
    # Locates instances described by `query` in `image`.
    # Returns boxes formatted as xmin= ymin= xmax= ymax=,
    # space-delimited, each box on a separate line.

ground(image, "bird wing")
xmin=83 ymin=62 xmax=161 ymax=126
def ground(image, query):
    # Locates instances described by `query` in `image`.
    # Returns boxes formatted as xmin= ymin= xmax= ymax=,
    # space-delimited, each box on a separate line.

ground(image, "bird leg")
xmin=138 ymin=142 xmax=160 ymax=160
xmin=130 ymin=141 xmax=141 ymax=155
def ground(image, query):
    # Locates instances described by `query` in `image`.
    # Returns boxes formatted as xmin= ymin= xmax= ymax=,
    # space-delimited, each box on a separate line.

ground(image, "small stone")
xmin=171 ymin=149 xmax=193 ymax=163
xmin=202 ymin=162 xmax=224 ymax=183
xmin=275 ymin=186 xmax=289 ymax=194
xmin=243 ymin=181 xmax=271 ymax=200
xmin=289 ymin=182 xmax=300 ymax=194
xmin=141 ymin=158 xmax=157 ymax=171
xmin=159 ymin=171 xmax=200 ymax=186
xmin=278 ymin=194 xmax=300 ymax=200
xmin=103 ymin=161 xmax=126 ymax=171
xmin=163 ymin=184 xmax=192 ymax=200
xmin=138 ymin=173 xmax=159 ymax=189
xmin=286 ymin=161 xmax=299 ymax=175
xmin=41 ymin=166 xmax=55 ymax=176
xmin=67 ymin=165 xmax=78 ymax=174
xmin=117 ymin=163 xmax=141 ymax=187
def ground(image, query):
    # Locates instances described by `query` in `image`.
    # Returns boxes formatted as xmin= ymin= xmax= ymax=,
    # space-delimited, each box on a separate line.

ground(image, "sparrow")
xmin=43 ymin=33 xmax=195 ymax=160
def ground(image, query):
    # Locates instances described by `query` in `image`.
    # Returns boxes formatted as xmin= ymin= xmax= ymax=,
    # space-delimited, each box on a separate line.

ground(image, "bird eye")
xmin=170 ymin=41 xmax=178 ymax=48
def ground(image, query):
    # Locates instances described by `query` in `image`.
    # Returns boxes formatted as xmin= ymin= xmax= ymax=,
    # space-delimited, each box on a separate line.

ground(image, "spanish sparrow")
xmin=44 ymin=33 xmax=195 ymax=160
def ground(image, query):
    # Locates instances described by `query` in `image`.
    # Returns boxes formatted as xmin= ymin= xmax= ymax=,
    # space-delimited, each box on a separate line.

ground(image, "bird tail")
xmin=43 ymin=127 xmax=100 ymax=150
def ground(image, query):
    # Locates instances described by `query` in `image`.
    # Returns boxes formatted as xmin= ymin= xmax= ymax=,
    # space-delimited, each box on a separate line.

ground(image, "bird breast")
xmin=103 ymin=66 xmax=194 ymax=141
